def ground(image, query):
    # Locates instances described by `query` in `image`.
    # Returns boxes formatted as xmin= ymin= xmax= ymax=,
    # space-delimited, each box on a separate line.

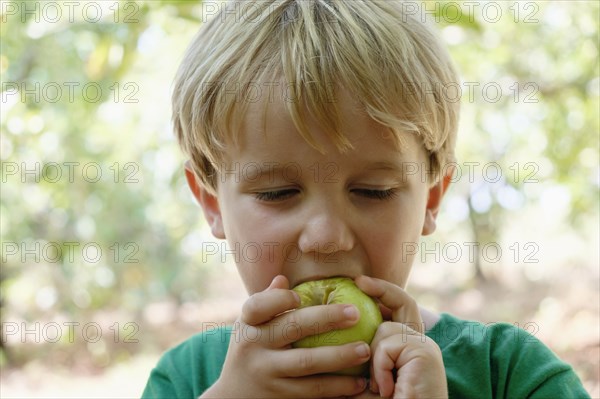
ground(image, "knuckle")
xmin=298 ymin=351 xmax=315 ymax=372
xmin=405 ymin=295 xmax=418 ymax=309
xmin=337 ymin=345 xmax=352 ymax=362
xmin=326 ymin=306 xmax=343 ymax=324
xmin=283 ymin=310 xmax=300 ymax=329
xmin=288 ymin=290 xmax=300 ymax=306
xmin=423 ymin=336 xmax=443 ymax=354
xmin=379 ymin=321 xmax=396 ymax=335
xmin=311 ymin=379 xmax=326 ymax=396
xmin=375 ymin=335 xmax=390 ymax=352
xmin=242 ymin=294 xmax=261 ymax=319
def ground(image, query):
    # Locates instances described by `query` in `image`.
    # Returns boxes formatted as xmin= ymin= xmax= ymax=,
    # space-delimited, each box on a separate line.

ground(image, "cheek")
xmin=365 ymin=200 xmax=426 ymax=276
xmin=221 ymin=195 xmax=274 ymax=246
xmin=225 ymin=205 xmax=295 ymax=294
xmin=230 ymin=237 xmax=285 ymax=294
xmin=372 ymin=198 xmax=425 ymax=242
xmin=236 ymin=262 xmax=279 ymax=294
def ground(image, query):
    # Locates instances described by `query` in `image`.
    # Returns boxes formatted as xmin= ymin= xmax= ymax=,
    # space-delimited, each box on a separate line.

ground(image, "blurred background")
xmin=1 ymin=0 xmax=598 ymax=396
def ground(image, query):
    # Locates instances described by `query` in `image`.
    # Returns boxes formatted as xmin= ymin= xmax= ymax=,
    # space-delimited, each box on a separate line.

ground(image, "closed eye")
xmin=254 ymin=189 xmax=299 ymax=202
xmin=352 ymin=188 xmax=398 ymax=200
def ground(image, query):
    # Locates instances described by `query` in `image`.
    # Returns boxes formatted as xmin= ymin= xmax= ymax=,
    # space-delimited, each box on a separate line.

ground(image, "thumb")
xmin=266 ymin=274 xmax=290 ymax=290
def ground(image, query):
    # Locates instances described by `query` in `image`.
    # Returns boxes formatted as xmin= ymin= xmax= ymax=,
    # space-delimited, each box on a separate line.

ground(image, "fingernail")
xmin=343 ymin=305 xmax=359 ymax=320
xmin=371 ymin=378 xmax=379 ymax=393
xmin=355 ymin=343 xmax=370 ymax=358
xmin=356 ymin=377 xmax=367 ymax=390
xmin=291 ymin=291 xmax=300 ymax=304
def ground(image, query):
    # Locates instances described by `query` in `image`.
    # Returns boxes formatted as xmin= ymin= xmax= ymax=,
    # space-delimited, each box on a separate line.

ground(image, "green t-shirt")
xmin=141 ymin=313 xmax=589 ymax=398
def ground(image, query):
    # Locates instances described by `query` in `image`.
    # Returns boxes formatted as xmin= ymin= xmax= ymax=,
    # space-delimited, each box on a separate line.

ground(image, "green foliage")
xmin=431 ymin=0 xmax=599 ymax=279
xmin=1 ymin=1 xmax=213 ymax=368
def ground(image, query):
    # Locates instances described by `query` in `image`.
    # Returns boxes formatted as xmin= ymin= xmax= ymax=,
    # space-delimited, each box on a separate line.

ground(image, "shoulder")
xmin=426 ymin=312 xmax=531 ymax=349
xmin=426 ymin=313 xmax=590 ymax=398
xmin=141 ymin=325 xmax=231 ymax=398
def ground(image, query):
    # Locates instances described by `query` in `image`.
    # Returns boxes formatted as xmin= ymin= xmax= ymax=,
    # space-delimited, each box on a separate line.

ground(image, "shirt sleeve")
xmin=428 ymin=313 xmax=590 ymax=398
xmin=141 ymin=346 xmax=196 ymax=398
xmin=141 ymin=329 xmax=230 ymax=398
xmin=488 ymin=322 xmax=590 ymax=398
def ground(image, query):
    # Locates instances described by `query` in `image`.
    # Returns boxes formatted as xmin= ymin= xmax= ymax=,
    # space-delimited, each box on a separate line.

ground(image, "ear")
xmin=185 ymin=162 xmax=226 ymax=239
xmin=422 ymin=166 xmax=454 ymax=236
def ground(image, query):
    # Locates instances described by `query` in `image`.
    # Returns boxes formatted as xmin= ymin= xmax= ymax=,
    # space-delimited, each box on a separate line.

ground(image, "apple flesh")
xmin=291 ymin=277 xmax=383 ymax=376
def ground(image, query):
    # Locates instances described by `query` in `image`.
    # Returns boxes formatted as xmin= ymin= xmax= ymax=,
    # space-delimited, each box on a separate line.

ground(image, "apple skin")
xmin=291 ymin=277 xmax=383 ymax=376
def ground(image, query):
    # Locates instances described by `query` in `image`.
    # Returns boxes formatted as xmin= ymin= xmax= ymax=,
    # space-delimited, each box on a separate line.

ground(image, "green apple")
xmin=291 ymin=277 xmax=383 ymax=376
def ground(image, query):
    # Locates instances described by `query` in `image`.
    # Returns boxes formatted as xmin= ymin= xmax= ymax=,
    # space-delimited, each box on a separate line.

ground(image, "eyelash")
xmin=254 ymin=189 xmax=298 ymax=202
xmin=254 ymin=188 xmax=398 ymax=202
xmin=353 ymin=188 xmax=398 ymax=200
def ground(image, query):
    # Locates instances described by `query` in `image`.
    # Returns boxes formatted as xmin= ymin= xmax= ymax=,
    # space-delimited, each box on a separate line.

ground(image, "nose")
xmin=298 ymin=204 xmax=355 ymax=254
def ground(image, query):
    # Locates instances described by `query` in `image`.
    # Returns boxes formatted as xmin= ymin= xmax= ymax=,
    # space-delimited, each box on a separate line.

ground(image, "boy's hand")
xmin=352 ymin=276 xmax=448 ymax=399
xmin=201 ymin=275 xmax=370 ymax=398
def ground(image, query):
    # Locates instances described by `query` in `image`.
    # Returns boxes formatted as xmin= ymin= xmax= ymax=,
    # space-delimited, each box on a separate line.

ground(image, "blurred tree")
xmin=1 ymin=1 xmax=212 ymax=367
xmin=431 ymin=0 xmax=599 ymax=281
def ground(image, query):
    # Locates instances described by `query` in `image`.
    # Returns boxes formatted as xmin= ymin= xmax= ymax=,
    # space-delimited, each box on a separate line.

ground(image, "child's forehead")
xmin=220 ymin=82 xmax=424 ymax=167
xmin=236 ymin=82 xmax=388 ymax=142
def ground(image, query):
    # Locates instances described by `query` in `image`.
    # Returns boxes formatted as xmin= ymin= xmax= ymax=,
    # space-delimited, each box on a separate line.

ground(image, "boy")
xmin=143 ymin=1 xmax=589 ymax=397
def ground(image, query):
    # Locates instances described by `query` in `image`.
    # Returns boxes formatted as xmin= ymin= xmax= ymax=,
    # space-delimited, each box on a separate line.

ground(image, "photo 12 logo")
xmin=401 ymin=80 xmax=540 ymax=106
xmin=1 ymin=241 xmax=140 ymax=264
xmin=199 ymin=320 xmax=540 ymax=345
xmin=1 ymin=2 xmax=140 ymax=24
xmin=402 ymin=241 xmax=540 ymax=264
xmin=1 ymin=161 xmax=141 ymax=184
xmin=1 ymin=321 xmax=139 ymax=344
xmin=2 ymin=82 xmax=139 ymax=104
xmin=400 ymin=1 xmax=540 ymax=24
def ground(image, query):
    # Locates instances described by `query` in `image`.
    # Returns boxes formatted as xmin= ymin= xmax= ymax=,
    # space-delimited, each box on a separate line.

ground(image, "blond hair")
xmin=173 ymin=0 xmax=460 ymax=192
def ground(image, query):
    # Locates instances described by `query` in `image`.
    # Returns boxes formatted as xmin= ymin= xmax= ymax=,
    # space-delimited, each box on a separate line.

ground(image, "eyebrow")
xmin=363 ymin=161 xmax=404 ymax=171
xmin=240 ymin=160 xmax=423 ymax=181
xmin=363 ymin=161 xmax=430 ymax=182
xmin=365 ymin=160 xmax=428 ymax=174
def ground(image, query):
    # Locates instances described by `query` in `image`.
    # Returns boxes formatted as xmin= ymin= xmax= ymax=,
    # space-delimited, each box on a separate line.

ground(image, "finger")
xmin=371 ymin=334 xmax=407 ymax=399
xmin=369 ymin=364 xmax=380 ymax=395
xmin=241 ymin=284 xmax=300 ymax=326
xmin=267 ymin=274 xmax=291 ymax=290
xmin=368 ymin=322 xmax=396 ymax=396
xmin=271 ymin=303 xmax=361 ymax=347
xmin=349 ymin=388 xmax=382 ymax=398
xmin=355 ymin=276 xmax=423 ymax=334
xmin=279 ymin=342 xmax=371 ymax=377
xmin=373 ymin=338 xmax=398 ymax=399
xmin=272 ymin=374 xmax=367 ymax=398
xmin=368 ymin=322 xmax=423 ymax=395
xmin=371 ymin=332 xmax=434 ymax=398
